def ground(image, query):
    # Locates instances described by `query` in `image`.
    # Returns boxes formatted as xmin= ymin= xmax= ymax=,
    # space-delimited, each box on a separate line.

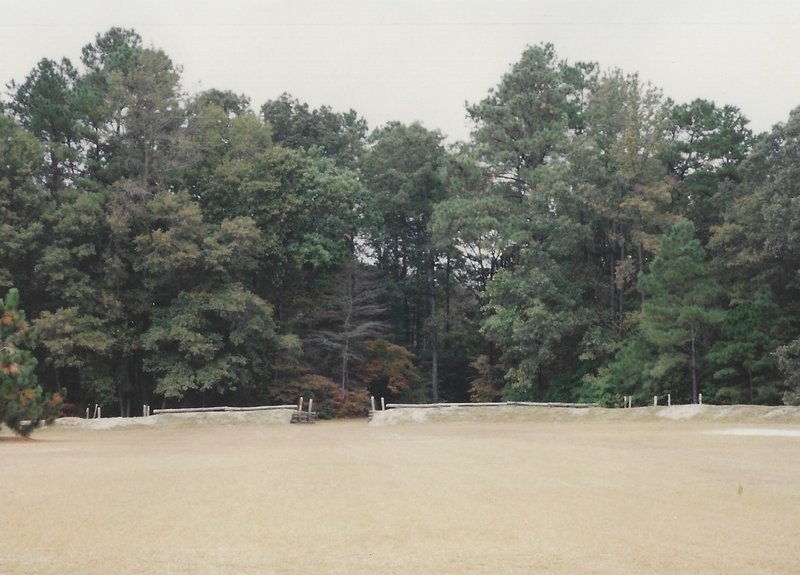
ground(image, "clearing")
xmin=1 ymin=405 xmax=799 ymax=574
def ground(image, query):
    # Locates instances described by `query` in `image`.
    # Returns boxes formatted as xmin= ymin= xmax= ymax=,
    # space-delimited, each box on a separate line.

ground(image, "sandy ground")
xmin=2 ymin=407 xmax=800 ymax=574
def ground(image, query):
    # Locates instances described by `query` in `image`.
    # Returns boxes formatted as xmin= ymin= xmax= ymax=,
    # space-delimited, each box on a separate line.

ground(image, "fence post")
xmin=653 ymin=395 xmax=658 ymax=407
xmin=370 ymin=396 xmax=376 ymax=412
xmin=381 ymin=397 xmax=386 ymax=411
xmin=667 ymin=394 xmax=671 ymax=407
xmin=699 ymin=393 xmax=703 ymax=405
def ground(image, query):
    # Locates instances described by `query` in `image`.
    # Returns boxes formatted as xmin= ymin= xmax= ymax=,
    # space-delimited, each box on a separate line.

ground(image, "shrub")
xmin=286 ymin=374 xmax=370 ymax=419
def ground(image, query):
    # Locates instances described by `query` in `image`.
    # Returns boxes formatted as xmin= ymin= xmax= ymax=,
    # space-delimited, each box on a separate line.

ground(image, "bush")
xmin=285 ymin=374 xmax=370 ymax=419
xmin=358 ymin=339 xmax=424 ymax=402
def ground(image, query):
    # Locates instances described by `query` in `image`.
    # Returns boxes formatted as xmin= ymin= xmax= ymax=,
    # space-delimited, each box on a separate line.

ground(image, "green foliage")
xmin=1 ymin=289 xmax=63 ymax=436
xmin=3 ymin=29 xmax=800 ymax=413
xmin=361 ymin=122 xmax=447 ymax=280
xmin=664 ymin=99 xmax=753 ymax=243
xmin=710 ymin=108 xmax=800 ymax=304
xmin=178 ymin=90 xmax=271 ymax=195
xmin=483 ymin=260 xmax=589 ymax=399
xmin=707 ymin=291 xmax=789 ymax=404
xmin=7 ymin=57 xmax=81 ymax=191
xmin=467 ymin=43 xmax=593 ymax=185
xmin=202 ymin=146 xmax=360 ymax=279
xmin=360 ymin=122 xmax=449 ymax=400
xmin=776 ymin=338 xmax=800 ymax=406
xmin=261 ymin=93 xmax=367 ymax=169
xmin=134 ymin=191 xmax=204 ymax=286
xmin=142 ymin=284 xmax=277 ymax=401
xmin=590 ymin=332 xmax=659 ymax=406
xmin=0 ymin=112 xmax=48 ymax=296
xmin=637 ymin=221 xmax=724 ymax=402
xmin=35 ymin=307 xmax=114 ymax=402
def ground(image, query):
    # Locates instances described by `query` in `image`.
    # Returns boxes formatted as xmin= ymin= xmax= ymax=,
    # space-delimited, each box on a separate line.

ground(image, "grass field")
xmin=2 ymin=406 xmax=799 ymax=574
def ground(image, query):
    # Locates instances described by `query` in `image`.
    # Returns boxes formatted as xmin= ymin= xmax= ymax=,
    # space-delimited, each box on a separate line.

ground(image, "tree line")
xmin=2 ymin=29 xmax=799 ymax=419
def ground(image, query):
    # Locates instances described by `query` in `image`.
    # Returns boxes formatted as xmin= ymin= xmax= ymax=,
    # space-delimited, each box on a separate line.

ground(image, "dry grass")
xmin=2 ymin=406 xmax=799 ymax=574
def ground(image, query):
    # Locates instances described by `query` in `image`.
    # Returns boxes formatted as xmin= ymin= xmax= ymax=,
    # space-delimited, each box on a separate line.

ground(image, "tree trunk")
xmin=118 ymin=396 xmax=131 ymax=418
xmin=341 ymin=339 xmax=349 ymax=390
xmin=143 ymin=143 xmax=150 ymax=187
xmin=341 ymin=270 xmax=353 ymax=390
xmin=428 ymin=259 xmax=438 ymax=403
xmin=445 ymin=254 xmax=451 ymax=333
xmin=690 ymin=329 xmax=698 ymax=404
xmin=618 ymin=240 xmax=626 ymax=330
xmin=609 ymin=229 xmax=616 ymax=334
xmin=431 ymin=330 xmax=439 ymax=403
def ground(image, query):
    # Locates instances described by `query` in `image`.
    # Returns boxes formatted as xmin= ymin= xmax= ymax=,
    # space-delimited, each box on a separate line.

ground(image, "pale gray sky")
xmin=1 ymin=0 xmax=798 ymax=140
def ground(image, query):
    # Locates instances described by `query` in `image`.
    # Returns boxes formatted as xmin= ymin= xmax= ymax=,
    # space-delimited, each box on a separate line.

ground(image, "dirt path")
xmin=2 ymin=418 xmax=799 ymax=574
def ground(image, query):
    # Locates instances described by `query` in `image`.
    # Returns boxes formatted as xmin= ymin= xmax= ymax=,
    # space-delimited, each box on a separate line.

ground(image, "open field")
xmin=2 ymin=406 xmax=800 ymax=574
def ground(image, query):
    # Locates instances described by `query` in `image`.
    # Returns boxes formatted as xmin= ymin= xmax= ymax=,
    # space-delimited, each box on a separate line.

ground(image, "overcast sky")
xmin=1 ymin=0 xmax=798 ymax=141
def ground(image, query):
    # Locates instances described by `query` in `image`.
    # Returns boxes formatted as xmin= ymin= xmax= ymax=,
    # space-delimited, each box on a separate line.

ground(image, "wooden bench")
xmin=290 ymin=410 xmax=317 ymax=424
xmin=290 ymin=397 xmax=317 ymax=424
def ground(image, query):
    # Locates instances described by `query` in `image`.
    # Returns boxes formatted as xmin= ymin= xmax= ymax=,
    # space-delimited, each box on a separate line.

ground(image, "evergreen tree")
xmin=707 ymin=291 xmax=790 ymax=404
xmin=638 ymin=221 xmax=724 ymax=403
xmin=1 ymin=289 xmax=63 ymax=436
xmin=7 ymin=58 xmax=81 ymax=191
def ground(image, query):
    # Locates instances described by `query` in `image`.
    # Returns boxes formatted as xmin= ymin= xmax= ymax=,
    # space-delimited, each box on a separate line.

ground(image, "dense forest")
xmin=2 ymin=28 xmax=800 ymax=418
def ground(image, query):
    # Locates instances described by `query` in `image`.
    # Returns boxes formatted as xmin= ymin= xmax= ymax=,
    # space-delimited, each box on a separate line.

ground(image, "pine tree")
xmin=1 ymin=289 xmax=63 ymax=436
xmin=638 ymin=222 xmax=724 ymax=403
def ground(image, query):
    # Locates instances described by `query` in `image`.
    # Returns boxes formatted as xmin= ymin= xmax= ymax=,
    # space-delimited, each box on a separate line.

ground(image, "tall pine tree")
xmin=638 ymin=221 xmax=724 ymax=403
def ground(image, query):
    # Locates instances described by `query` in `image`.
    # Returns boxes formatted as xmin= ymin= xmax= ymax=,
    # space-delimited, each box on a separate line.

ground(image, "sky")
xmin=1 ymin=0 xmax=799 ymax=141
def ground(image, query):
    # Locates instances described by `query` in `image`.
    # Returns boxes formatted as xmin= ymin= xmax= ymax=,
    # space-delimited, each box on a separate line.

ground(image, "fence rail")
xmin=152 ymin=405 xmax=296 ymax=415
xmin=382 ymin=401 xmax=598 ymax=410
